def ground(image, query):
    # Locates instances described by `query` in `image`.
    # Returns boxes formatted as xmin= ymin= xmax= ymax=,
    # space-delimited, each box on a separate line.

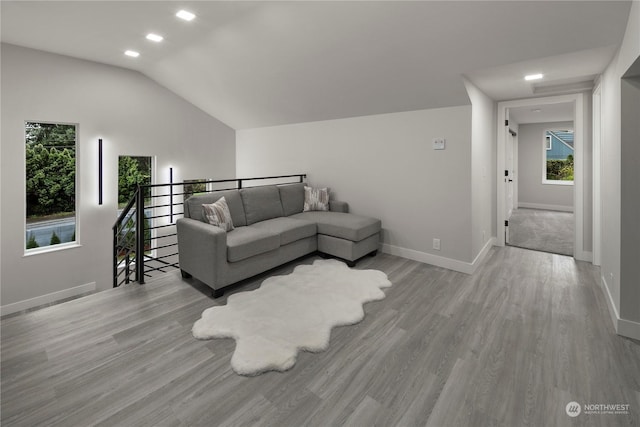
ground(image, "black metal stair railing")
xmin=113 ymin=190 xmax=139 ymax=287
xmin=112 ymin=174 xmax=307 ymax=288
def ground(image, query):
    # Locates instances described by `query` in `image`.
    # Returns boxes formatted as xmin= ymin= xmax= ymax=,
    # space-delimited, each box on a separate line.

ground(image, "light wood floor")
xmin=2 ymin=247 xmax=639 ymax=426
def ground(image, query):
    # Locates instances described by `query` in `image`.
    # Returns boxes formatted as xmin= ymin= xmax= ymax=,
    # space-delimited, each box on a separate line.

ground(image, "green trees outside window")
xmin=183 ymin=179 xmax=207 ymax=200
xmin=546 ymin=155 xmax=574 ymax=181
xmin=118 ymin=156 xmax=152 ymax=206
xmin=544 ymin=130 xmax=574 ymax=183
xmin=117 ymin=156 xmax=153 ymax=260
xmin=25 ymin=122 xmax=77 ymax=249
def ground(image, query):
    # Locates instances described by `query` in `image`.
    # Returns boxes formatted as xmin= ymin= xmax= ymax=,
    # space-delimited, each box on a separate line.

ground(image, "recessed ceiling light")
xmin=146 ymin=33 xmax=164 ymax=42
xmin=124 ymin=50 xmax=140 ymax=58
xmin=525 ymin=73 xmax=544 ymax=81
xmin=176 ymin=10 xmax=196 ymax=21
xmin=532 ymin=108 xmax=542 ymax=113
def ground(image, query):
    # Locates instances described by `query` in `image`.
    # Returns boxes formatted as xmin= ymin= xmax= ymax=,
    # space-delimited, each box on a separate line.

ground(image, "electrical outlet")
xmin=433 ymin=138 xmax=446 ymax=150
xmin=433 ymin=238 xmax=441 ymax=251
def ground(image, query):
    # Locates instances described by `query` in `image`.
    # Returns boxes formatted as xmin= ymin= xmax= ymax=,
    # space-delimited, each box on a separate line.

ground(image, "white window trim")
xmin=542 ymin=128 xmax=574 ymax=186
xmin=543 ymin=179 xmax=574 ymax=186
xmin=24 ymin=121 xmax=80 ymax=255
xmin=24 ymin=242 xmax=82 ymax=257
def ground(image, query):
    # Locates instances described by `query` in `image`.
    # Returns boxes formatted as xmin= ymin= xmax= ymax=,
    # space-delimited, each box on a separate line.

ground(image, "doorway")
xmin=504 ymin=127 xmax=517 ymax=244
xmin=497 ymin=93 xmax=587 ymax=260
xmin=507 ymin=118 xmax=575 ymax=256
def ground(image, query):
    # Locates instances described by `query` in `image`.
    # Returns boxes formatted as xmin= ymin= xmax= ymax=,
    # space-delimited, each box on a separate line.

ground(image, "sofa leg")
xmin=346 ymin=260 xmax=356 ymax=268
xmin=368 ymin=250 xmax=378 ymax=257
xmin=212 ymin=288 xmax=224 ymax=298
xmin=180 ymin=269 xmax=192 ymax=279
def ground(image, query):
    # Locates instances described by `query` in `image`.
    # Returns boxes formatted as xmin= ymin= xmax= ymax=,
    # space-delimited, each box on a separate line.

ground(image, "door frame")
xmin=592 ymin=80 xmax=602 ymax=266
xmin=496 ymin=93 xmax=588 ymax=261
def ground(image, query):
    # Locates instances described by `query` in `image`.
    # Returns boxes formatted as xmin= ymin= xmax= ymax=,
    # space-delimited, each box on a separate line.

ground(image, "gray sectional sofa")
xmin=176 ymin=183 xmax=381 ymax=297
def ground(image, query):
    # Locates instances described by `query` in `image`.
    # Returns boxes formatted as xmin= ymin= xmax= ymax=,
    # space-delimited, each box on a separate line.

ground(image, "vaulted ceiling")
xmin=1 ymin=1 xmax=632 ymax=129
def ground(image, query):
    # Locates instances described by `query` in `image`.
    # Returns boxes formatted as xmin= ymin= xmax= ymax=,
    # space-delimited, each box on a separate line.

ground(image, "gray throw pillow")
xmin=303 ymin=186 xmax=330 ymax=212
xmin=202 ymin=197 xmax=234 ymax=231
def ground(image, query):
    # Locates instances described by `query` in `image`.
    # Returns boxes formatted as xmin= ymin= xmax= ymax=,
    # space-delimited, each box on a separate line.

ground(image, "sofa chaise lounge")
xmin=176 ymin=183 xmax=381 ymax=297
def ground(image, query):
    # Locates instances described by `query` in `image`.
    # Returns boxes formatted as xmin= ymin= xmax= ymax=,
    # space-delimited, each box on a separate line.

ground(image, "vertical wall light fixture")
xmin=169 ymin=166 xmax=174 ymax=223
xmin=98 ymin=138 xmax=103 ymax=205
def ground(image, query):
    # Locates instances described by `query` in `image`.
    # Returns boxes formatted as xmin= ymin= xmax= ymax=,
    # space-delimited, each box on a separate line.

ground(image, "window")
xmin=25 ymin=122 xmax=77 ymax=251
xmin=543 ymin=129 xmax=574 ymax=184
xmin=117 ymin=155 xmax=153 ymax=256
xmin=183 ymin=179 xmax=207 ymax=201
xmin=118 ymin=156 xmax=152 ymax=207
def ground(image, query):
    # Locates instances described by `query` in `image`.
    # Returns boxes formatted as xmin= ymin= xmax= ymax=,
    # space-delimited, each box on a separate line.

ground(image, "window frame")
xmin=24 ymin=120 xmax=80 ymax=255
xmin=542 ymin=128 xmax=574 ymax=186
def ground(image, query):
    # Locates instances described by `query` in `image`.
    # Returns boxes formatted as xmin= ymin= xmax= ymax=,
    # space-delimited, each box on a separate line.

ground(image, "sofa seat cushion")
xmin=251 ymin=217 xmax=317 ymax=246
xmin=291 ymin=212 xmax=381 ymax=242
xmin=226 ymin=226 xmax=280 ymax=262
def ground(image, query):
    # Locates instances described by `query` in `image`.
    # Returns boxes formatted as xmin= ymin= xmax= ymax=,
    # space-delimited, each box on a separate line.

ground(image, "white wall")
xmin=517 ymin=122 xmax=574 ymax=211
xmin=464 ymin=79 xmax=496 ymax=258
xmin=600 ymin=0 xmax=640 ymax=337
xmin=0 ymin=44 xmax=236 ymax=312
xmin=237 ymin=106 xmax=478 ymax=269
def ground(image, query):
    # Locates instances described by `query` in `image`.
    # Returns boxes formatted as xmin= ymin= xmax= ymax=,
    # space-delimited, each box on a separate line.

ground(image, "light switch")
xmin=433 ymin=138 xmax=446 ymax=150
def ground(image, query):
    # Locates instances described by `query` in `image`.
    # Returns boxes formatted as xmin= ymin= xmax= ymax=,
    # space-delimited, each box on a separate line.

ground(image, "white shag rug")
xmin=192 ymin=259 xmax=391 ymax=376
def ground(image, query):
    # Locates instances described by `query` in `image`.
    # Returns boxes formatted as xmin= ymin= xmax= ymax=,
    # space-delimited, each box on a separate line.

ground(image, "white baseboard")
xmin=575 ymin=251 xmax=593 ymax=263
xmin=1 ymin=282 xmax=97 ymax=317
xmin=618 ymin=318 xmax=640 ymax=341
xmin=518 ymin=202 xmax=574 ymax=212
xmin=471 ymin=238 xmax=497 ymax=273
xmin=601 ymin=275 xmax=620 ymax=332
xmin=600 ymin=275 xmax=640 ymax=341
xmin=381 ymin=237 xmax=496 ymax=275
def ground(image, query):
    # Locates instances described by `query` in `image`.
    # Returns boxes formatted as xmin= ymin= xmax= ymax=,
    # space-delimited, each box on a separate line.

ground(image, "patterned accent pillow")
xmin=303 ymin=186 xmax=330 ymax=212
xmin=202 ymin=197 xmax=234 ymax=231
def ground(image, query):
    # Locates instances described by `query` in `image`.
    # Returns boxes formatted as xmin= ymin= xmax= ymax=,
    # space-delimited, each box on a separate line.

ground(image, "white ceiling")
xmin=0 ymin=1 xmax=632 ymax=129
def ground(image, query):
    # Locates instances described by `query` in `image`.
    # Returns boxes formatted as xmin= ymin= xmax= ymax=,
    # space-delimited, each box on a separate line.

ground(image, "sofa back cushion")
xmin=240 ymin=185 xmax=284 ymax=225
xmin=278 ymin=183 xmax=305 ymax=216
xmin=184 ymin=190 xmax=247 ymax=227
